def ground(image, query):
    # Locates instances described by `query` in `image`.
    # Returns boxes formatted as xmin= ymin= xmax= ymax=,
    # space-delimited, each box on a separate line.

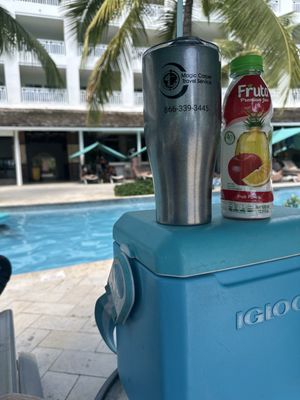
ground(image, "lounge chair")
xmin=282 ymin=160 xmax=300 ymax=176
xmin=0 ymin=311 xmax=43 ymax=400
xmin=81 ymin=174 xmax=99 ymax=184
xmin=80 ymin=165 xmax=99 ymax=184
xmin=0 ymin=257 xmax=43 ymax=400
xmin=110 ymin=175 xmax=125 ymax=184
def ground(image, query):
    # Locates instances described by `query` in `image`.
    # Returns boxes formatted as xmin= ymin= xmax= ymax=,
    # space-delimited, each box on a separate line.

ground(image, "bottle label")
xmin=221 ymin=75 xmax=273 ymax=219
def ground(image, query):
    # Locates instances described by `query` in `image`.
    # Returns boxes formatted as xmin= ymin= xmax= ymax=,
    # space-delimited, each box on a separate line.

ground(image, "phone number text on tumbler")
xmin=164 ymin=105 xmax=209 ymax=113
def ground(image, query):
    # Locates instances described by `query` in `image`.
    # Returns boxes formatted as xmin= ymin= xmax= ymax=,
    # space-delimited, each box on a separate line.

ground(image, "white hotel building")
xmin=0 ymin=0 xmax=299 ymax=185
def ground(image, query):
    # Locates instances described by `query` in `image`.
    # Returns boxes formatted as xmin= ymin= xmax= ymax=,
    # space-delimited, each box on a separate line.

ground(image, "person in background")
xmin=271 ymin=158 xmax=284 ymax=183
xmin=129 ymin=148 xmax=139 ymax=179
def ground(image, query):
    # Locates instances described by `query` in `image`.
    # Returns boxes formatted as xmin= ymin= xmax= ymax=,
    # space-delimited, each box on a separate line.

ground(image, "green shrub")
xmin=114 ymin=179 xmax=154 ymax=196
xmin=284 ymin=194 xmax=300 ymax=208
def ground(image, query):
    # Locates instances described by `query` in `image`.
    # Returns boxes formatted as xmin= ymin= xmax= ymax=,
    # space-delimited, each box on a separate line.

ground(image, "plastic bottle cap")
xmin=230 ymin=54 xmax=263 ymax=76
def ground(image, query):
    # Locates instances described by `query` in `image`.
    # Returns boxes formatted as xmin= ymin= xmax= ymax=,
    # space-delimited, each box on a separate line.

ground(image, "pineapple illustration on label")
xmin=221 ymin=55 xmax=273 ymax=219
xmin=230 ymin=111 xmax=271 ymax=187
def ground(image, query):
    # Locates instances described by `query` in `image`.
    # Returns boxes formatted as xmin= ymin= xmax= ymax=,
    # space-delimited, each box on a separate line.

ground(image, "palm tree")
xmin=0 ymin=5 xmax=62 ymax=87
xmin=64 ymin=0 xmax=300 ymax=110
xmin=215 ymin=12 xmax=300 ymax=90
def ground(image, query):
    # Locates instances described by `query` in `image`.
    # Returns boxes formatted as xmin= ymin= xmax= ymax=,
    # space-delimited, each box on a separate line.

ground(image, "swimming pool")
xmin=1 ymin=187 xmax=300 ymax=274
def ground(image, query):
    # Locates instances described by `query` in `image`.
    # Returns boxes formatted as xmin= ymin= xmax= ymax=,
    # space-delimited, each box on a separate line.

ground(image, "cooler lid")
xmin=113 ymin=205 xmax=300 ymax=277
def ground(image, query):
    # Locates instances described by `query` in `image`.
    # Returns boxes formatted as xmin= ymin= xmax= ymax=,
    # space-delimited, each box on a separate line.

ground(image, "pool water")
xmin=1 ymin=188 xmax=299 ymax=274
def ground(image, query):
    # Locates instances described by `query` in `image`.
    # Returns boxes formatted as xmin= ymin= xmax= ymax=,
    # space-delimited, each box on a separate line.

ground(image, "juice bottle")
xmin=221 ymin=54 xmax=273 ymax=219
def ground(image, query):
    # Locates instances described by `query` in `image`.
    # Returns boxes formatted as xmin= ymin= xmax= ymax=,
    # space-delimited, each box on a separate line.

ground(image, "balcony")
xmin=39 ymin=39 xmax=65 ymax=55
xmin=293 ymin=1 xmax=300 ymax=12
xmin=78 ymin=44 xmax=107 ymax=58
xmin=134 ymin=92 xmax=143 ymax=106
xmin=144 ymin=4 xmax=164 ymax=18
xmin=19 ymin=39 xmax=65 ymax=66
xmin=15 ymin=0 xmax=59 ymax=5
xmin=21 ymin=87 xmax=68 ymax=103
xmin=143 ymin=4 xmax=164 ymax=26
xmin=80 ymin=90 xmax=122 ymax=106
xmin=0 ymin=86 xmax=7 ymax=102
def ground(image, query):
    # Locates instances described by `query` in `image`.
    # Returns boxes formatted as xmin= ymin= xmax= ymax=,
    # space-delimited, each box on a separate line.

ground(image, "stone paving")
xmin=0 ymin=183 xmax=116 ymax=207
xmin=0 ymin=181 xmax=297 ymax=209
xmin=0 ymin=261 xmax=115 ymax=400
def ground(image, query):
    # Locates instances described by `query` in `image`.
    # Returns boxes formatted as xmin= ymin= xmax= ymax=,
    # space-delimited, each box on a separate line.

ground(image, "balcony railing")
xmin=38 ymin=39 xmax=65 ymax=55
xmin=0 ymin=86 xmax=7 ymax=102
xmin=80 ymin=90 xmax=122 ymax=105
xmin=21 ymin=87 xmax=68 ymax=103
xmin=15 ymin=0 xmax=59 ymax=5
xmin=78 ymin=44 xmax=107 ymax=58
xmin=19 ymin=40 xmax=65 ymax=65
xmin=134 ymin=92 xmax=144 ymax=106
xmin=80 ymin=90 xmax=87 ymax=103
xmin=144 ymin=4 xmax=164 ymax=19
xmin=19 ymin=51 xmax=39 ymax=65
xmin=293 ymin=1 xmax=300 ymax=12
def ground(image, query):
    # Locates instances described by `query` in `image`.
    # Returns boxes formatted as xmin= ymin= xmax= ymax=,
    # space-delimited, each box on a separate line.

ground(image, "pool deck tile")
xmin=32 ymin=347 xmax=63 ymax=377
xmin=40 ymin=331 xmax=102 ymax=352
xmin=0 ymin=181 xmax=295 ymax=209
xmin=0 ymin=260 xmax=114 ymax=400
xmin=0 ymin=182 xmax=117 ymax=208
xmin=41 ymin=371 xmax=79 ymax=400
xmin=23 ymin=302 xmax=75 ymax=316
xmin=31 ymin=315 xmax=89 ymax=332
xmin=66 ymin=375 xmax=107 ymax=400
xmin=16 ymin=327 xmax=51 ymax=352
xmin=14 ymin=312 xmax=41 ymax=336
xmin=50 ymin=350 xmax=117 ymax=378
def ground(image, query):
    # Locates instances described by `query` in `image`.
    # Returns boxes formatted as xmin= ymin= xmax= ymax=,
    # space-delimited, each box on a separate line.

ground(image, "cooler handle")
xmin=95 ymin=286 xmax=117 ymax=354
xmin=95 ymin=251 xmax=135 ymax=354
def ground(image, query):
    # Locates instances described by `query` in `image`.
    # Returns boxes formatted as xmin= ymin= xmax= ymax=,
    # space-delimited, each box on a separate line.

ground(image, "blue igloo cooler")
xmin=95 ymin=205 xmax=300 ymax=400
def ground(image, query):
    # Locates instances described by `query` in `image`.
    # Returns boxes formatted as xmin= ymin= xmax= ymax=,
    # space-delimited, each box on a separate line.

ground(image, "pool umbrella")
xmin=69 ymin=141 xmax=100 ymax=159
xmin=127 ymin=147 xmax=147 ymax=159
xmin=69 ymin=142 xmax=148 ymax=161
xmin=272 ymin=127 xmax=300 ymax=145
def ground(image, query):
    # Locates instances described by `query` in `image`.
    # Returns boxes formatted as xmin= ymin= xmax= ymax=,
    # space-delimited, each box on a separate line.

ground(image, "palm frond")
xmin=221 ymin=63 xmax=229 ymax=86
xmin=216 ymin=0 xmax=300 ymax=102
xmin=0 ymin=6 xmax=63 ymax=87
xmin=86 ymin=0 xmax=148 ymax=118
xmin=63 ymin=0 xmax=105 ymax=41
xmin=278 ymin=12 xmax=296 ymax=27
xmin=160 ymin=0 xmax=177 ymax=41
xmin=200 ymin=0 xmax=217 ymax=22
xmin=82 ymin=0 xmax=128 ymax=59
xmin=214 ymin=38 xmax=244 ymax=61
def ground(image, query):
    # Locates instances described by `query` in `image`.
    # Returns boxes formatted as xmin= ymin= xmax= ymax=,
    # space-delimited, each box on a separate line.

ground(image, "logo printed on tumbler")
xmin=160 ymin=62 xmax=189 ymax=99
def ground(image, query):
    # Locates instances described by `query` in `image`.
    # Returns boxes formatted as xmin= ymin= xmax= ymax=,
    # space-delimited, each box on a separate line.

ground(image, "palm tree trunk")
xmin=183 ymin=0 xmax=193 ymax=36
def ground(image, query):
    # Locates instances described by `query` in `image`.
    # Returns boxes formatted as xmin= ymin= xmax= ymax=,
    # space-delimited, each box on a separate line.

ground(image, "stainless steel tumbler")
xmin=143 ymin=36 xmax=221 ymax=225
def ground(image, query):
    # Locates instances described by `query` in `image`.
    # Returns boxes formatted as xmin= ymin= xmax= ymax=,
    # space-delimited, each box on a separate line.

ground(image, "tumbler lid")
xmin=230 ymin=54 xmax=263 ymax=76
